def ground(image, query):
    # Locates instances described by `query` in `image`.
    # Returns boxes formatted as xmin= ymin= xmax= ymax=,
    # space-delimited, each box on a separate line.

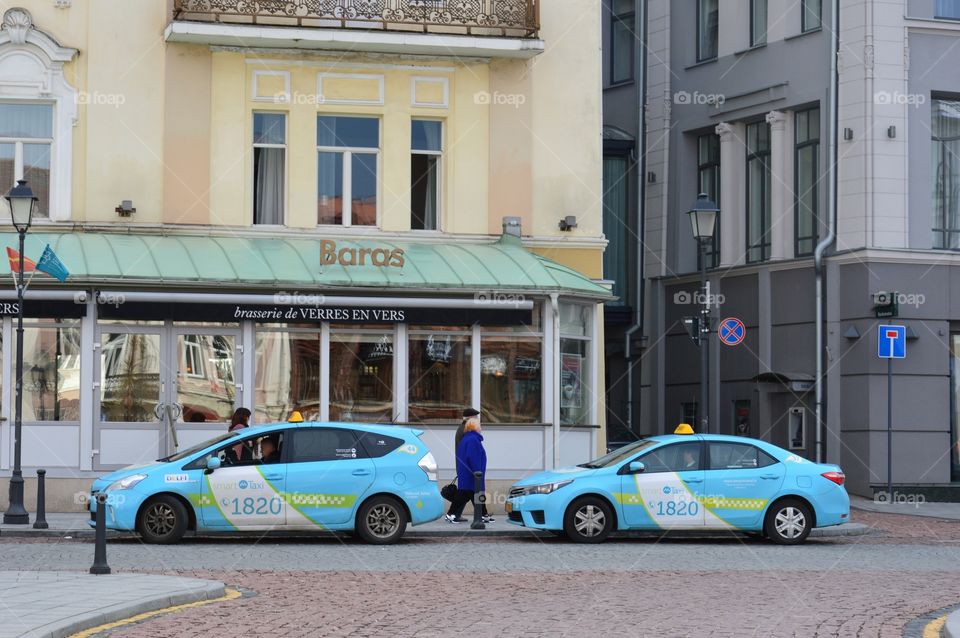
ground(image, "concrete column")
xmin=766 ymin=110 xmax=791 ymax=261
xmin=716 ymin=122 xmax=744 ymax=267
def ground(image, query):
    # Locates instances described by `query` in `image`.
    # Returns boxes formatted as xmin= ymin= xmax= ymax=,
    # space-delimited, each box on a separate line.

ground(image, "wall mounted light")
xmin=843 ymin=128 xmax=854 ymax=141
xmin=559 ymin=215 xmax=578 ymax=231
xmin=115 ymin=200 xmax=136 ymax=217
xmin=887 ymin=125 xmax=896 ymax=139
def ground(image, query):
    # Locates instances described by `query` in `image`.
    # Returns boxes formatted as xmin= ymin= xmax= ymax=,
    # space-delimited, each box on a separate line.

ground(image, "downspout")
xmin=624 ymin=0 xmax=648 ymax=434
xmin=813 ymin=0 xmax=840 ymax=464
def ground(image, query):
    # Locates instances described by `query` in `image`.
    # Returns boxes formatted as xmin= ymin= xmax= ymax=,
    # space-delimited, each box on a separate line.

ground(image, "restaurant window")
xmin=559 ymin=303 xmax=592 ymax=426
xmin=317 ymin=115 xmax=379 ymax=227
xmin=746 ymin=120 xmax=771 ymax=263
xmin=697 ymin=133 xmax=721 ymax=268
xmin=936 ymin=0 xmax=960 ymax=19
xmin=408 ymin=328 xmax=470 ymax=423
xmin=481 ymin=331 xmax=542 ymax=424
xmin=100 ymin=332 xmax=160 ymax=423
xmin=0 ymin=103 xmax=52 ymax=219
xmin=802 ymin=0 xmax=822 ymax=31
xmin=933 ymin=98 xmax=960 ymax=249
xmin=329 ymin=330 xmax=394 ymax=423
xmin=255 ymin=328 xmax=320 ymax=423
xmin=252 ymin=112 xmax=285 ymax=225
xmin=697 ymin=0 xmax=719 ymax=62
xmin=19 ymin=320 xmax=81 ymax=422
xmin=411 ymin=119 xmax=442 ymax=231
xmin=795 ymin=107 xmax=820 ymax=257
xmin=610 ymin=0 xmax=634 ymax=84
xmin=750 ymin=0 xmax=767 ymax=46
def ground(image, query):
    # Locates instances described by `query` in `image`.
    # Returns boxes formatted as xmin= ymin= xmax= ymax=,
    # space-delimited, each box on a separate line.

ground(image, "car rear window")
xmin=356 ymin=432 xmax=405 ymax=458
xmin=289 ymin=428 xmax=361 ymax=462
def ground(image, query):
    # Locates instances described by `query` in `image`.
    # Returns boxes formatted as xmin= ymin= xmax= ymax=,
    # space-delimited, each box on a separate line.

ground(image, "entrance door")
xmin=94 ymin=323 xmax=242 ymax=471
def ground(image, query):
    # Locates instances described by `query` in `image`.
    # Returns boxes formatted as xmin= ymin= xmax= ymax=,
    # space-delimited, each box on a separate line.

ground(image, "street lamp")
xmin=686 ymin=193 xmax=719 ymax=434
xmin=4 ymin=180 xmax=37 ymax=524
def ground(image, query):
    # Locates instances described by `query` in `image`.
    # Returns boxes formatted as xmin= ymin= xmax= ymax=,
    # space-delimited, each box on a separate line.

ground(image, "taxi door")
xmin=201 ymin=433 xmax=288 ymax=528
xmin=619 ymin=441 xmax=705 ymax=529
xmin=703 ymin=441 xmax=786 ymax=530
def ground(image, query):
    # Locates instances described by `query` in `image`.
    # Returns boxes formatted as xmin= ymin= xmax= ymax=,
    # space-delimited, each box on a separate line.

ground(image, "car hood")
xmin=91 ymin=461 xmax=166 ymax=491
xmin=512 ymin=465 xmax=599 ymax=488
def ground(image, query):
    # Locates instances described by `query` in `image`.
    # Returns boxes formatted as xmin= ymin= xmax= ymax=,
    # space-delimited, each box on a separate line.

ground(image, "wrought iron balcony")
xmin=172 ymin=0 xmax=540 ymax=38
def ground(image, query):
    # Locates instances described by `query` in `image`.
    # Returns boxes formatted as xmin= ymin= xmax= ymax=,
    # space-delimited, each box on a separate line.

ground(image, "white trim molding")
xmin=411 ymin=76 xmax=449 ymax=109
xmin=251 ymin=69 xmax=290 ymax=103
xmin=317 ymin=72 xmax=384 ymax=106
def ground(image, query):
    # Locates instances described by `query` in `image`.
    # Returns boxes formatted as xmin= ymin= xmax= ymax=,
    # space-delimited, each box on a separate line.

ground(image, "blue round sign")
xmin=718 ymin=317 xmax=746 ymax=346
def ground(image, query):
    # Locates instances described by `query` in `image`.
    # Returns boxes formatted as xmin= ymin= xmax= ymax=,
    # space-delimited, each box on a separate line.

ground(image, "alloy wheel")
xmin=774 ymin=506 xmax=806 ymax=539
xmin=366 ymin=503 xmax=400 ymax=538
xmin=574 ymin=504 xmax=605 ymax=537
xmin=144 ymin=503 xmax=176 ymax=537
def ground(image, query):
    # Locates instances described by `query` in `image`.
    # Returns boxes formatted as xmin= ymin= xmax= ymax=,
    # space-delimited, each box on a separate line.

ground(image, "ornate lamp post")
xmin=4 ymin=180 xmax=37 ymax=524
xmin=686 ymin=193 xmax=719 ymax=434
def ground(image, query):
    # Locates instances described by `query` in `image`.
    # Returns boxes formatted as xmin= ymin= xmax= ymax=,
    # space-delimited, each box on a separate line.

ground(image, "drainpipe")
xmin=813 ymin=0 xmax=840 ymax=464
xmin=624 ymin=0 xmax=648 ymax=434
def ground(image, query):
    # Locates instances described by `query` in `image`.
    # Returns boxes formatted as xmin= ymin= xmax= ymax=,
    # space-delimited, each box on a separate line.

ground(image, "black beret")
xmin=462 ymin=408 xmax=480 ymax=418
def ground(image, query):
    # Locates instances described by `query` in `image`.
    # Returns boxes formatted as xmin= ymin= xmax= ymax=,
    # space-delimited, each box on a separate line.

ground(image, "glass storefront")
xmin=408 ymin=328 xmax=471 ymax=423
xmin=17 ymin=320 xmax=81 ymax=422
xmin=329 ymin=331 xmax=394 ymax=423
xmin=255 ymin=328 xmax=321 ymax=422
xmin=480 ymin=337 xmax=542 ymax=423
xmin=559 ymin=303 xmax=592 ymax=426
xmin=99 ymin=331 xmax=159 ymax=422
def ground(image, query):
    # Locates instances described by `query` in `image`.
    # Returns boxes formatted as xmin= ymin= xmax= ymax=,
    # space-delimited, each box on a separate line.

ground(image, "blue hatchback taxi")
xmin=89 ymin=419 xmax=444 ymax=544
xmin=506 ymin=426 xmax=849 ymax=544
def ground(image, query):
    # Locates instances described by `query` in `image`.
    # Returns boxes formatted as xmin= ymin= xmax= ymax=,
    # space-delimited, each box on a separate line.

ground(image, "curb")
xmin=947 ymin=607 xmax=960 ymax=638
xmin=22 ymin=578 xmax=225 ymax=638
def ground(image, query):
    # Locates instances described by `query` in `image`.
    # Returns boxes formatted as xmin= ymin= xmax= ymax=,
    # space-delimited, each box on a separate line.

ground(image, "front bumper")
xmin=88 ymin=489 xmax=145 ymax=531
xmin=505 ymin=494 xmax=564 ymax=530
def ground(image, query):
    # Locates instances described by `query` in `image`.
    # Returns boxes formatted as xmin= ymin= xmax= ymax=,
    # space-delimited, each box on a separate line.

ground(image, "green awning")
xmin=1 ymin=230 xmax=612 ymax=299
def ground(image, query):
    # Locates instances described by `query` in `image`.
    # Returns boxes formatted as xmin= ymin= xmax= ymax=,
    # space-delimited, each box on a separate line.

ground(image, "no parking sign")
xmin=718 ymin=317 xmax=746 ymax=346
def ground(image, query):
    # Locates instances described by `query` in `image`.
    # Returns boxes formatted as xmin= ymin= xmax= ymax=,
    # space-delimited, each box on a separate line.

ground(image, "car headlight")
xmin=105 ymin=474 xmax=147 ymax=491
xmin=517 ymin=480 xmax=573 ymax=496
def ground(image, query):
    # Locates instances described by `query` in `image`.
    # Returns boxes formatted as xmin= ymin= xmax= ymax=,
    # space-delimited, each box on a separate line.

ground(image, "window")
xmin=355 ymin=431 xmax=404 ymax=458
xmin=100 ymin=332 xmax=160 ymax=423
xmin=933 ymin=98 xmax=960 ymax=249
xmin=411 ymin=119 xmax=442 ymax=231
xmin=481 ymin=336 xmax=542 ymax=423
xmin=802 ymin=0 xmax=822 ymax=31
xmin=639 ymin=442 xmax=702 ymax=473
xmin=936 ymin=0 xmax=960 ymax=19
xmin=0 ymin=103 xmax=52 ymax=219
xmin=289 ymin=428 xmax=360 ymax=463
xmin=255 ymin=329 xmax=320 ymax=423
xmin=17 ymin=321 xmax=81 ymax=422
xmin=560 ymin=303 xmax=592 ymax=426
xmin=697 ymin=0 xmax=719 ymax=61
xmin=708 ymin=442 xmax=776 ymax=470
xmin=795 ymin=107 xmax=820 ymax=256
xmin=181 ymin=335 xmax=205 ymax=378
xmin=603 ymin=155 xmax=631 ymax=305
xmin=746 ymin=121 xmax=771 ymax=262
xmin=697 ymin=133 xmax=721 ymax=268
xmin=329 ymin=331 xmax=393 ymax=422
xmin=317 ymin=116 xmax=380 ymax=226
xmin=408 ymin=330 xmax=470 ymax=423
xmin=610 ymin=0 xmax=634 ymax=84
xmin=750 ymin=0 xmax=768 ymax=46
xmin=681 ymin=401 xmax=698 ymax=428
xmin=252 ymin=113 xmax=286 ymax=225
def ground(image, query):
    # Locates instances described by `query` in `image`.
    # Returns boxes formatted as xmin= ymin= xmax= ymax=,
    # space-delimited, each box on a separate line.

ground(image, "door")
xmin=284 ymin=428 xmax=376 ymax=527
xmin=619 ymin=441 xmax=705 ymax=529
xmin=703 ymin=441 xmax=785 ymax=530
xmin=93 ymin=323 xmax=243 ymax=471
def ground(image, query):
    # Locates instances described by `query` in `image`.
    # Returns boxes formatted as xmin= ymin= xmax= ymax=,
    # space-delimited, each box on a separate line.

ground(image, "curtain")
xmin=254 ymin=147 xmax=284 ymax=225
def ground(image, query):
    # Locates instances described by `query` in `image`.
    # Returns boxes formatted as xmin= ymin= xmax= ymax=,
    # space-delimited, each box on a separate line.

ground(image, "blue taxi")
xmin=89 ymin=418 xmax=444 ymax=544
xmin=506 ymin=426 xmax=849 ymax=544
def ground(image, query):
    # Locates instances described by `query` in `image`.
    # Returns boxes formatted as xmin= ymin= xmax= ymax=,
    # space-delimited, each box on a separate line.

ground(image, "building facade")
xmin=607 ymin=0 xmax=960 ymax=496
xmin=0 ymin=0 xmax=608 ymax=511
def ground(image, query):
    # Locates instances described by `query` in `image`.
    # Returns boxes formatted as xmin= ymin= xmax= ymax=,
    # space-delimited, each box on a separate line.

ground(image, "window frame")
xmin=932 ymin=97 xmax=960 ymax=249
xmin=801 ymin=0 xmax=822 ymax=32
xmin=316 ymin=115 xmax=382 ymax=228
xmin=794 ymin=107 xmax=820 ymax=257
xmin=251 ymin=111 xmax=288 ymax=226
xmin=696 ymin=0 xmax=719 ymax=62
xmin=935 ymin=0 xmax=960 ymax=20
xmin=410 ymin=118 xmax=444 ymax=232
xmin=745 ymin=120 xmax=772 ymax=263
xmin=750 ymin=0 xmax=768 ymax=47
xmin=706 ymin=441 xmax=778 ymax=470
xmin=697 ymin=132 xmax=721 ymax=268
xmin=609 ymin=1 xmax=635 ymax=85
xmin=0 ymin=101 xmax=54 ymax=220
xmin=631 ymin=441 xmax=704 ymax=474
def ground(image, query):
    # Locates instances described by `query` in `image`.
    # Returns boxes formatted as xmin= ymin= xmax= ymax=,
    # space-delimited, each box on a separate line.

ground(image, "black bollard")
xmin=470 ymin=471 xmax=485 ymax=530
xmin=90 ymin=493 xmax=110 ymax=575
xmin=32 ymin=469 xmax=47 ymax=529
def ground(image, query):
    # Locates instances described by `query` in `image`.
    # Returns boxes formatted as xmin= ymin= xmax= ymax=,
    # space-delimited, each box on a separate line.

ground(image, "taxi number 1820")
xmin=222 ymin=496 xmax=283 ymax=516
xmin=653 ymin=500 xmax=699 ymax=516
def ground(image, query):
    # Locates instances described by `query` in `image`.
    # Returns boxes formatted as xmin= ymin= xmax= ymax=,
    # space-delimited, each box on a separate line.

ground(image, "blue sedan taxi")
xmin=506 ymin=425 xmax=849 ymax=544
xmin=89 ymin=418 xmax=444 ymax=544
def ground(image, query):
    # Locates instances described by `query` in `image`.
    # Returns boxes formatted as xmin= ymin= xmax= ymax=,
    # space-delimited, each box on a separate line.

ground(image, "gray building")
xmin=604 ymin=0 xmax=960 ymax=497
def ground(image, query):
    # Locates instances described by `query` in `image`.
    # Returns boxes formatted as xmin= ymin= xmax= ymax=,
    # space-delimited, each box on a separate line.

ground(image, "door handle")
xmin=761 ymin=474 xmax=780 ymax=480
xmin=684 ymin=478 xmax=703 ymax=484
xmin=264 ymin=474 xmax=283 ymax=481
xmin=352 ymin=469 xmax=371 ymax=476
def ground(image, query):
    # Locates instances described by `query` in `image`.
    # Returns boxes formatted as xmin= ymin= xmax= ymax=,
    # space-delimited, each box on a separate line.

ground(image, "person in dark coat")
xmin=454 ymin=408 xmax=479 ymax=466
xmin=445 ymin=419 xmax=492 ymax=523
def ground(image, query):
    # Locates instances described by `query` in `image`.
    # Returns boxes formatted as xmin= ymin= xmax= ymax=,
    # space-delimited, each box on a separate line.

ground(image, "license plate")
xmin=505 ymin=502 xmax=513 ymax=513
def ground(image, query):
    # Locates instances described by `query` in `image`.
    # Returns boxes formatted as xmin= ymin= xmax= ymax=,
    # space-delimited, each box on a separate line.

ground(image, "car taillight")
xmin=821 ymin=471 xmax=845 ymax=486
xmin=418 ymin=452 xmax=438 ymax=482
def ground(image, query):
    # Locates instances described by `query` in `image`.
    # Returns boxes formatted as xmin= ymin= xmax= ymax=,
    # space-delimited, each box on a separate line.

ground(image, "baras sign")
xmin=320 ymin=239 xmax=405 ymax=268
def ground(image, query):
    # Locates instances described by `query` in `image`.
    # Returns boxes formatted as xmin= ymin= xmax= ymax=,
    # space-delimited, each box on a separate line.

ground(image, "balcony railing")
xmin=173 ymin=0 xmax=540 ymax=38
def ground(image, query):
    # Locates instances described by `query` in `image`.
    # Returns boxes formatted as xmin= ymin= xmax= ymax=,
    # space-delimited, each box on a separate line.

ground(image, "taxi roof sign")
xmin=674 ymin=423 xmax=695 ymax=435
xmin=288 ymin=411 xmax=304 ymax=423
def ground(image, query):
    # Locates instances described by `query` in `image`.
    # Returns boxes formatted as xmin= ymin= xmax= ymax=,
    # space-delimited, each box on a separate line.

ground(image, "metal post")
xmin=4 ymin=229 xmax=28 ymax=524
xmin=887 ymin=357 xmax=893 ymax=500
xmin=32 ymin=469 xmax=47 ymax=529
xmin=699 ymin=239 xmax=710 ymax=434
xmin=470 ymin=471 xmax=485 ymax=530
xmin=90 ymin=493 xmax=111 ymax=575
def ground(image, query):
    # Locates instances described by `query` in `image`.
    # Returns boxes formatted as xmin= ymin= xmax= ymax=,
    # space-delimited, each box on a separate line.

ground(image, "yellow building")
xmin=0 ymin=0 xmax=606 ymax=511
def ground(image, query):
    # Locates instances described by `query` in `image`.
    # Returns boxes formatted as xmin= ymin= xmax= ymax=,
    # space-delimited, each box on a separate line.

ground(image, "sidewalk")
xmin=850 ymin=495 xmax=960 ymax=521
xmin=0 ymin=571 xmax=224 ymax=638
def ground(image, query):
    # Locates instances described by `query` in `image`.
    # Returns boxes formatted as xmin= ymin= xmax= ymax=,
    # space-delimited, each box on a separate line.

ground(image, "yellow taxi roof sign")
xmin=674 ymin=423 xmax=695 ymax=435
xmin=288 ymin=411 xmax=304 ymax=423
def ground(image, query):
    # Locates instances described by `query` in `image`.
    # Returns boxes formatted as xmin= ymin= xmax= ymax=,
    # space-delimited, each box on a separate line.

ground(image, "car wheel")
xmin=356 ymin=496 xmax=407 ymax=545
xmin=137 ymin=495 xmax=188 ymax=544
xmin=764 ymin=499 xmax=813 ymax=545
xmin=563 ymin=497 xmax=614 ymax=543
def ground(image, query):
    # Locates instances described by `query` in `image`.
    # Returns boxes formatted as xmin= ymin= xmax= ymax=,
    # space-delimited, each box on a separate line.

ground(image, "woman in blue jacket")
xmin=445 ymin=419 xmax=492 ymax=523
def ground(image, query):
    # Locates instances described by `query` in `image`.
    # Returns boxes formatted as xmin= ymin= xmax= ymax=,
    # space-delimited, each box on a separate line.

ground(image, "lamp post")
xmin=686 ymin=193 xmax=719 ymax=434
xmin=4 ymin=180 xmax=37 ymax=524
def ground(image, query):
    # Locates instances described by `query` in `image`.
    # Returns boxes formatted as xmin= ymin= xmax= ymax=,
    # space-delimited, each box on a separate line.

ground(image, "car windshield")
xmin=578 ymin=439 xmax=657 ymax=469
xmin=158 ymin=432 xmax=239 ymax=463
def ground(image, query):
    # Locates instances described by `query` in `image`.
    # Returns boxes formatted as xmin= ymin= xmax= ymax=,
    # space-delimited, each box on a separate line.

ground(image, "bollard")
xmin=470 ymin=471 xmax=486 ymax=530
xmin=90 ymin=493 xmax=111 ymax=575
xmin=32 ymin=469 xmax=48 ymax=529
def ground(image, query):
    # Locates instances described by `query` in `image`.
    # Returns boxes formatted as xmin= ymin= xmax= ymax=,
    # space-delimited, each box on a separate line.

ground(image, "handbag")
xmin=440 ymin=478 xmax=459 ymax=502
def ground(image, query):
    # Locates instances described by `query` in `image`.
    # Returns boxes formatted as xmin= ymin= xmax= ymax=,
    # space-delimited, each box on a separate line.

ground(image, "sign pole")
xmin=887 ymin=356 xmax=892 ymax=500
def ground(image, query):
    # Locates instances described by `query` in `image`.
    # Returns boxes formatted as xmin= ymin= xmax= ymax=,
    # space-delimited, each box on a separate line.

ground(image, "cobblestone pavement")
xmin=3 ymin=509 xmax=959 ymax=637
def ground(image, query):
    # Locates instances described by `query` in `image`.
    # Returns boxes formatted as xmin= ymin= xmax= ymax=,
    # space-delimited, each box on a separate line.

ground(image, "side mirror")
xmin=628 ymin=461 xmax=645 ymax=474
xmin=205 ymin=456 xmax=221 ymax=474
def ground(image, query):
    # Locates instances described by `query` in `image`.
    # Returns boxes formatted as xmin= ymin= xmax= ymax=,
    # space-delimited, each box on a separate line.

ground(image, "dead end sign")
xmin=718 ymin=317 xmax=746 ymax=346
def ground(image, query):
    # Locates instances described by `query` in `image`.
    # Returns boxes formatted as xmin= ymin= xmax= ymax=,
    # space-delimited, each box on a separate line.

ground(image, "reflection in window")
xmin=17 ymin=324 xmax=79 ymax=421
xmin=560 ymin=339 xmax=590 ymax=426
xmin=177 ymin=334 xmax=236 ymax=424
xmin=936 ymin=0 xmax=960 ymax=19
xmin=317 ymin=116 xmax=379 ymax=227
xmin=408 ymin=332 xmax=470 ymax=423
xmin=746 ymin=121 xmax=771 ymax=262
xmin=255 ymin=331 xmax=320 ymax=423
xmin=795 ymin=107 xmax=820 ymax=256
xmin=480 ymin=337 xmax=541 ymax=423
xmin=100 ymin=332 xmax=159 ymax=422
xmin=0 ymin=103 xmax=52 ymax=218
xmin=329 ymin=333 xmax=393 ymax=423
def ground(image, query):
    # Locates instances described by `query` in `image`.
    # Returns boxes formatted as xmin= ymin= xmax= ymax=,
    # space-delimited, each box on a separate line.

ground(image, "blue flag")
xmin=35 ymin=244 xmax=69 ymax=282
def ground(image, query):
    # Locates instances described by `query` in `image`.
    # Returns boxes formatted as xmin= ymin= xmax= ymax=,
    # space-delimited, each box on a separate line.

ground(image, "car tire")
xmin=563 ymin=496 xmax=614 ymax=543
xmin=764 ymin=499 xmax=813 ymax=545
xmin=137 ymin=495 xmax=188 ymax=544
xmin=356 ymin=496 xmax=408 ymax=545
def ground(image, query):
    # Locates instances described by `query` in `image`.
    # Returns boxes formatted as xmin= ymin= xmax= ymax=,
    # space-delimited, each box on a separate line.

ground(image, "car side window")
xmin=183 ymin=431 xmax=287 ymax=470
xmin=289 ymin=428 xmax=363 ymax=463
xmin=708 ymin=442 xmax=778 ymax=470
xmin=355 ymin=432 xmax=405 ymax=458
xmin=637 ymin=442 xmax=701 ymax=473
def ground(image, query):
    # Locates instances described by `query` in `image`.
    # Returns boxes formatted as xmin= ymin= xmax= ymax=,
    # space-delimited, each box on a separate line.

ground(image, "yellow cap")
xmin=288 ymin=411 xmax=304 ymax=423
xmin=674 ymin=423 xmax=695 ymax=435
